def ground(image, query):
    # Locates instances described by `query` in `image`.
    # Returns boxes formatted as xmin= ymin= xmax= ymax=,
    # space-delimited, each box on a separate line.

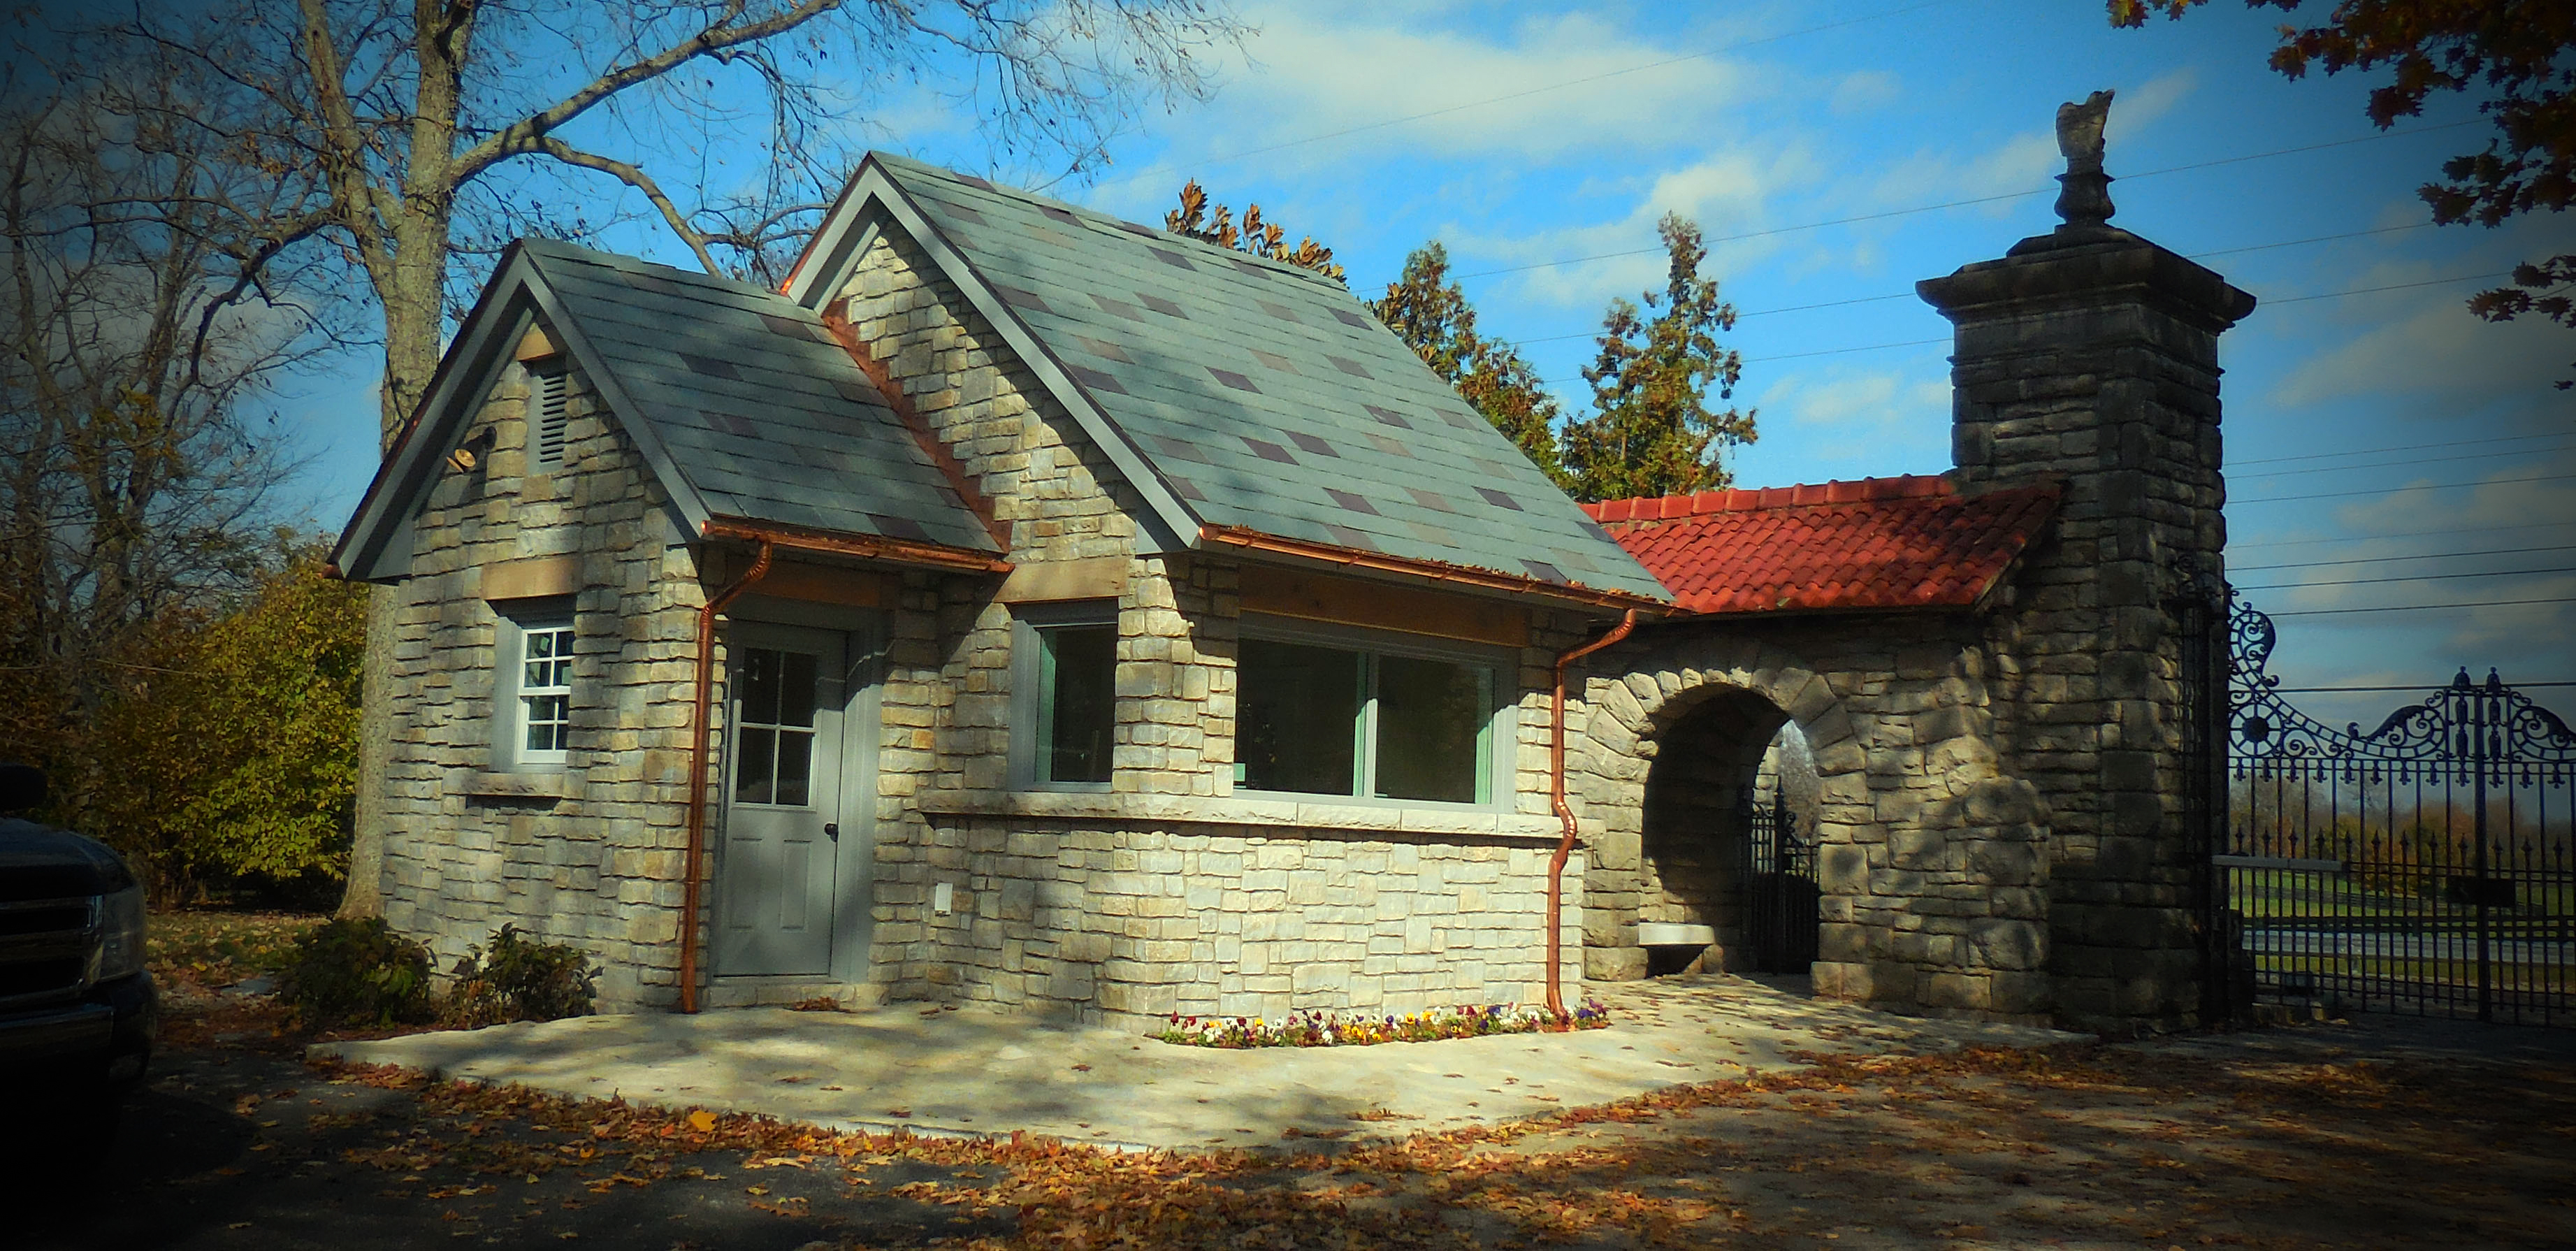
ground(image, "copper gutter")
xmin=1199 ymin=524 xmax=1668 ymax=613
xmin=1547 ymin=609 xmax=1639 ymax=1022
xmin=701 ymin=517 xmax=1012 ymax=575
xmin=678 ymin=538 xmax=775 ymax=1014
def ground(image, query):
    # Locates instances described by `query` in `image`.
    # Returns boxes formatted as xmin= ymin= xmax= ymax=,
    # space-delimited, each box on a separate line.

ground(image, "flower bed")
xmin=1155 ymin=1000 xmax=1609 ymax=1048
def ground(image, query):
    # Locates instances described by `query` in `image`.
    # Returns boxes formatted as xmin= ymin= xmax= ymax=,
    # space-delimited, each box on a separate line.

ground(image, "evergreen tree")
xmin=1369 ymin=243 xmax=1568 ymax=485
xmin=1561 ymin=214 xmax=1756 ymax=501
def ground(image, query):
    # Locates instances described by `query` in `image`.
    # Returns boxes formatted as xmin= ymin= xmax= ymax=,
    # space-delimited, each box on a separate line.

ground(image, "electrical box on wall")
xmin=932 ymin=882 xmax=953 ymax=916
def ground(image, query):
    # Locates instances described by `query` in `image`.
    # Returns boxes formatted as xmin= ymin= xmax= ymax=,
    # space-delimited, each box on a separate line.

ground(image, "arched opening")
xmin=1637 ymin=689 xmax=1822 ymax=977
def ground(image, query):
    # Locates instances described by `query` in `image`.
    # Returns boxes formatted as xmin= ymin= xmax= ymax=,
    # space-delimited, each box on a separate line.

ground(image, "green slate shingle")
xmin=519 ymin=238 xmax=997 ymax=554
xmin=863 ymin=154 xmax=1669 ymax=603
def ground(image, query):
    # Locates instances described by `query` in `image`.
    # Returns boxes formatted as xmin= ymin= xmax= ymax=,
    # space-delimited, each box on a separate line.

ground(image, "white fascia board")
xmin=784 ymin=159 xmax=1203 ymax=556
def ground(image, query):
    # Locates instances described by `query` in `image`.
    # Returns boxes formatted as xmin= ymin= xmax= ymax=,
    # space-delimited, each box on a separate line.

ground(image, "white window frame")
xmin=496 ymin=605 xmax=577 ymax=771
xmin=1234 ymin=613 xmax=1516 ymax=811
xmin=1008 ymin=601 xmax=1119 ymax=791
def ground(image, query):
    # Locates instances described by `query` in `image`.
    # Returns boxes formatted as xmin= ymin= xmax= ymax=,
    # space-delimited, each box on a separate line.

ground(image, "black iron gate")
xmin=1737 ymin=791 xmax=1820 ymax=973
xmin=2218 ymin=595 xmax=2576 ymax=1025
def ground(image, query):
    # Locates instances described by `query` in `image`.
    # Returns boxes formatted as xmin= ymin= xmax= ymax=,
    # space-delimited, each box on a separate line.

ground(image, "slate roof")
xmin=1583 ymin=476 xmax=2059 ymax=615
xmin=853 ymin=153 xmax=1669 ymax=604
xmin=515 ymin=238 xmax=997 ymax=554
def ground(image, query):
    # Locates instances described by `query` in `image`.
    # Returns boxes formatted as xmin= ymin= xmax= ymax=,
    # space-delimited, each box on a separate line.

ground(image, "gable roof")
xmin=1584 ymin=475 xmax=2059 ymax=616
xmin=783 ymin=152 xmax=1671 ymax=608
xmin=334 ymin=238 xmax=1000 ymax=582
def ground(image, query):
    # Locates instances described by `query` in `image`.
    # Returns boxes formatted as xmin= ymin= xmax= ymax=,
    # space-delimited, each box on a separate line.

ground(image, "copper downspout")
xmin=1547 ymin=609 xmax=1639 ymax=1022
xmin=678 ymin=538 xmax=776 ymax=1014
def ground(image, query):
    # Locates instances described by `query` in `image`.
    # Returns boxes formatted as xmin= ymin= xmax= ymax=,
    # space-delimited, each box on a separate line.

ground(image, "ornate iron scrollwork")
xmin=2228 ymin=595 xmax=2576 ymax=769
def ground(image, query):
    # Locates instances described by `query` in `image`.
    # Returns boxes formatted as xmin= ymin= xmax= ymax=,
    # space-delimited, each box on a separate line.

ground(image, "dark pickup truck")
xmin=1 ymin=762 xmax=157 ymax=1152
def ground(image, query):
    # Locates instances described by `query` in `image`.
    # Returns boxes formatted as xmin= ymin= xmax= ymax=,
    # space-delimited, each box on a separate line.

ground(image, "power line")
xmin=1454 ymin=120 xmax=2483 ymax=280
xmin=2266 ymin=596 xmax=2575 ymax=617
xmin=1107 ymin=1 xmax=1958 ymax=187
xmin=2234 ymin=431 xmax=2570 ymax=467
xmin=1505 ymin=224 xmax=2458 ymax=342
xmin=2263 ymin=270 xmax=2512 ymax=305
xmin=1527 ymin=269 xmax=2513 ymax=376
xmin=2233 ymin=472 xmax=2576 ymax=505
xmin=2232 ymin=544 xmax=2576 ymax=572
xmin=2236 ymin=442 xmax=2575 ymax=480
xmin=2234 ymin=565 xmax=2576 ymax=592
xmin=2230 ymin=521 xmax=2576 ymax=549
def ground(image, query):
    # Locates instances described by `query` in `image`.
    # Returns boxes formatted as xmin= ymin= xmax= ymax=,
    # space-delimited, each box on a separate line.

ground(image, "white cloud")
xmin=2273 ymin=289 xmax=2571 ymax=405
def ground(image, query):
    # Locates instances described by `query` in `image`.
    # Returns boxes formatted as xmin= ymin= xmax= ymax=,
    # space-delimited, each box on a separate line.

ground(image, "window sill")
xmin=914 ymin=790 xmax=1561 ymax=842
xmin=457 ymin=770 xmax=581 ymax=801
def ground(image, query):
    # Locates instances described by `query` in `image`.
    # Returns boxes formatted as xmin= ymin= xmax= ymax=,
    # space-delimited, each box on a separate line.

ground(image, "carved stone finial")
xmin=2054 ymin=89 xmax=2116 ymax=229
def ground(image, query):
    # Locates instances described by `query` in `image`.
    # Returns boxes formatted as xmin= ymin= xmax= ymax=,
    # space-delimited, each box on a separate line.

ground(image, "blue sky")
xmin=270 ymin=0 xmax=2574 ymax=728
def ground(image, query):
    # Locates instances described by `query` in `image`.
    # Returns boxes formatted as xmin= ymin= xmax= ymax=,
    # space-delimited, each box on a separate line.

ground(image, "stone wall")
xmin=1922 ymin=226 xmax=2252 ymax=1030
xmin=379 ymin=344 xmax=706 ymax=1010
xmin=1569 ymin=617 xmax=2054 ymax=1024
xmin=823 ymin=222 xmax=1600 ymax=1025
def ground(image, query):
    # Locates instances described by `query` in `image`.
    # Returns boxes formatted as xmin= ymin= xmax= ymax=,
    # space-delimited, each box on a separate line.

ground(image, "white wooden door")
xmin=715 ymin=623 xmax=846 ymax=978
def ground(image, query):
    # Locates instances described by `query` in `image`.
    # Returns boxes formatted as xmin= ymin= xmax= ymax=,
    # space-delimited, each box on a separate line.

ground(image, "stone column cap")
xmin=1916 ymin=226 xmax=2256 ymax=333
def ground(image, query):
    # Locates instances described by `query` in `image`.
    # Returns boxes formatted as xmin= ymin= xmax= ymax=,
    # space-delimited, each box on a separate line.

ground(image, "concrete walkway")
xmin=314 ymin=975 xmax=2083 ymax=1153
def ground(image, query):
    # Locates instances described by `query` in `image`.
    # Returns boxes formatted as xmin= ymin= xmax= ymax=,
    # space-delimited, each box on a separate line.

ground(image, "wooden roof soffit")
xmin=700 ymin=516 xmax=1012 ymax=576
xmin=818 ymin=301 xmax=1012 ymax=551
xmin=1199 ymin=523 xmax=1670 ymax=615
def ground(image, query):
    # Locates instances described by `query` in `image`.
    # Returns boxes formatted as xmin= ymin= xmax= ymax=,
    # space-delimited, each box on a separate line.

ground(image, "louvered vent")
xmin=532 ymin=365 xmax=570 ymax=470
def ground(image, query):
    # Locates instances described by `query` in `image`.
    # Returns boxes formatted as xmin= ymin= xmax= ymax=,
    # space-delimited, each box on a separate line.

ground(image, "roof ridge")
xmin=865 ymin=150 xmax=1347 ymax=291
xmin=1583 ymin=474 xmax=1958 ymax=523
xmin=514 ymin=236 xmax=783 ymax=301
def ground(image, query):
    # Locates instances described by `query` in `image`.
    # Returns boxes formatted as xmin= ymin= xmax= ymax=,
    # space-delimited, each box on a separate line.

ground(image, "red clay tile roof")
xmin=1582 ymin=475 xmax=2060 ymax=615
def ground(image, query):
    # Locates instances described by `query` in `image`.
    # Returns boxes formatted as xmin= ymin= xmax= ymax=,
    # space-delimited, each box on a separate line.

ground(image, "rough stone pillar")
xmin=1918 ymin=164 xmax=2254 ymax=1031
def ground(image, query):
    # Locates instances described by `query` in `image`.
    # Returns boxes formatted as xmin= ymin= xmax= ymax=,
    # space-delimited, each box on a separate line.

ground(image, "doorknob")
xmin=824 ymin=823 xmax=839 ymax=841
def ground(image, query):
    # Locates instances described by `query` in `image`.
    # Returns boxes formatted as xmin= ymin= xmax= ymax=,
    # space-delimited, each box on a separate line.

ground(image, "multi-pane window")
xmin=1237 ymin=628 xmax=1498 ymax=805
xmin=512 ymin=621 xmax=575 ymax=765
xmin=733 ymin=647 xmax=818 ymax=806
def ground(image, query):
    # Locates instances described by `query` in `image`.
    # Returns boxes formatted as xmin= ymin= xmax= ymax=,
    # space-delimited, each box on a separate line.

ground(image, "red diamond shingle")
xmin=1582 ymin=475 xmax=2059 ymax=615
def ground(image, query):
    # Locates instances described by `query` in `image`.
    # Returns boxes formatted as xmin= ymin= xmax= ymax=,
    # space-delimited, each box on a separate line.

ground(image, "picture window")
xmin=1236 ymin=624 xmax=1499 ymax=806
xmin=1011 ymin=606 xmax=1116 ymax=788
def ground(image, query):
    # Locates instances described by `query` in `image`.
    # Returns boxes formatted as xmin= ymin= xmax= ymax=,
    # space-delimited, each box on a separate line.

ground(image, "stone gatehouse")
xmin=335 ymin=131 xmax=2250 ymax=1034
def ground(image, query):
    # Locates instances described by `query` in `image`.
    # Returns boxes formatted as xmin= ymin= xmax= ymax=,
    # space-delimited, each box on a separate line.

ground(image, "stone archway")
xmin=1572 ymin=637 xmax=1867 ymax=985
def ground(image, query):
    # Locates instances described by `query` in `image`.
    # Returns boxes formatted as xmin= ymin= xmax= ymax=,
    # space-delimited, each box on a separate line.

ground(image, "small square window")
xmin=498 ymin=611 xmax=575 ymax=768
xmin=1011 ymin=606 xmax=1116 ymax=788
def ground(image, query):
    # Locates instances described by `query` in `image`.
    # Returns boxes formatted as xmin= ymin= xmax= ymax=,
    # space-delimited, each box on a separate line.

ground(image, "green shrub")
xmin=276 ymin=918 xmax=434 ymax=1027
xmin=442 ymin=925 xmax=597 ymax=1029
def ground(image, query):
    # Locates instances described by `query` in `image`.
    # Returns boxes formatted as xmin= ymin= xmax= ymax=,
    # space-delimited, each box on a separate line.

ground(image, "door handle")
xmin=823 ymin=822 xmax=839 ymax=841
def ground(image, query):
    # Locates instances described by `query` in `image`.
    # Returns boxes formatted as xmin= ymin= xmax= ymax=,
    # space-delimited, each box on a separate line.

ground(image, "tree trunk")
xmin=336 ymin=198 xmax=456 ymax=921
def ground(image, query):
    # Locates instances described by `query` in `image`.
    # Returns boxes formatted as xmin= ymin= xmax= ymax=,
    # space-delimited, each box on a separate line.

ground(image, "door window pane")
xmin=1039 ymin=624 xmax=1115 ymax=783
xmin=733 ymin=646 xmax=821 ymax=807
xmin=1239 ymin=637 xmax=1361 ymax=795
xmin=1375 ymin=654 xmax=1488 ymax=803
xmin=735 ymin=727 xmax=777 ymax=804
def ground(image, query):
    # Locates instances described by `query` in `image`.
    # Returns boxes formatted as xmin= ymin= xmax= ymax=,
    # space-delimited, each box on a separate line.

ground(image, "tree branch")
xmin=526 ymin=136 xmax=722 ymax=275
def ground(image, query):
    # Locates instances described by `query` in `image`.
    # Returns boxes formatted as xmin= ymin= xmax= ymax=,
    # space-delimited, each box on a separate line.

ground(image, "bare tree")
xmin=0 ymin=53 xmax=345 ymax=881
xmin=79 ymin=1 xmax=1245 ymax=917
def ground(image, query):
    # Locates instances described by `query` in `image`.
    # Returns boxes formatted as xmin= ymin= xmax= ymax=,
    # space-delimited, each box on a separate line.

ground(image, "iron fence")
xmin=2220 ymin=595 xmax=2576 ymax=1026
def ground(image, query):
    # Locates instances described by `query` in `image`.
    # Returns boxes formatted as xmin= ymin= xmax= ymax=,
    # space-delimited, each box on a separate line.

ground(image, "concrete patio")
xmin=313 ymin=974 xmax=2083 ymax=1153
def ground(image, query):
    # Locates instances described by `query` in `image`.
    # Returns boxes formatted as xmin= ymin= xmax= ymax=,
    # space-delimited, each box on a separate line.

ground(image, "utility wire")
xmin=1508 ymin=223 xmax=2456 ymax=343
xmin=2234 ymin=565 xmax=2576 ymax=592
xmin=2235 ymin=431 xmax=2570 ymax=467
xmin=2266 ymin=596 xmax=2575 ymax=617
xmin=2230 ymin=521 xmax=2576 ymax=549
xmin=2233 ymin=472 xmax=2576 ymax=505
xmin=1456 ymin=120 xmax=2483 ymax=280
xmin=2236 ymin=522 xmax=2576 ymax=553
xmin=2269 ymin=681 xmax=2576 ymax=691
xmin=2237 ymin=442 xmax=2575 ymax=480
xmin=2263 ymin=271 xmax=2512 ymax=305
xmin=2232 ymin=544 xmax=2576 ymax=572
